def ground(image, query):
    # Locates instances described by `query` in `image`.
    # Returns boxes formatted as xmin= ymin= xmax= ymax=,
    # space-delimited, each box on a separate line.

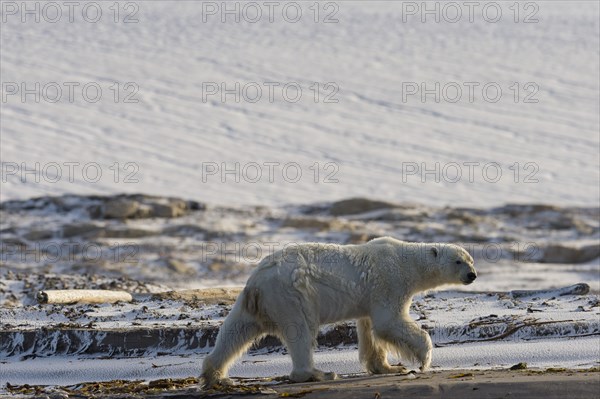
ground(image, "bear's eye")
xmin=456 ymin=260 xmax=462 ymax=264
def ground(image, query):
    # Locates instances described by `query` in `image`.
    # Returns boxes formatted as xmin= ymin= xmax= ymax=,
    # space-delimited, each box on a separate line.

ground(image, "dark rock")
xmin=23 ymin=229 xmax=54 ymax=241
xmin=281 ymin=217 xmax=344 ymax=230
xmin=1 ymin=236 xmax=28 ymax=247
xmin=165 ymin=259 xmax=196 ymax=275
xmin=87 ymin=205 xmax=103 ymax=219
xmin=540 ymin=244 xmax=600 ymax=264
xmin=162 ymin=224 xmax=208 ymax=237
xmin=62 ymin=223 xmax=103 ymax=238
xmin=369 ymin=208 xmax=430 ymax=222
xmin=329 ymin=198 xmax=397 ymax=216
xmin=151 ymin=201 xmax=187 ymax=218
xmin=446 ymin=209 xmax=485 ymax=226
xmin=494 ymin=204 xmax=560 ymax=216
xmin=103 ymin=198 xmax=140 ymax=219
xmin=298 ymin=203 xmax=332 ymax=215
xmin=187 ymin=201 xmax=205 ymax=211
xmin=104 ymin=227 xmax=158 ymax=239
xmin=510 ymin=362 xmax=528 ymax=370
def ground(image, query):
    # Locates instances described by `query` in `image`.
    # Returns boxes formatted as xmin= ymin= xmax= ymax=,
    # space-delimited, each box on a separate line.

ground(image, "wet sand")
xmin=263 ymin=368 xmax=600 ymax=399
xmin=4 ymin=367 xmax=598 ymax=398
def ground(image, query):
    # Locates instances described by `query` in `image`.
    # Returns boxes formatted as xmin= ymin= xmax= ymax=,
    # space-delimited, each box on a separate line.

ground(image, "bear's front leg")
xmin=371 ymin=312 xmax=432 ymax=372
xmin=357 ymin=318 xmax=408 ymax=374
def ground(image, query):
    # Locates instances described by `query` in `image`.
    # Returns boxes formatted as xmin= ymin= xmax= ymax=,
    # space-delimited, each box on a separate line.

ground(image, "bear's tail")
xmin=242 ymin=286 xmax=261 ymax=315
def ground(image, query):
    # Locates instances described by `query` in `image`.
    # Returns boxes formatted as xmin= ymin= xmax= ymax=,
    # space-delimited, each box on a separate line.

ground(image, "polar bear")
xmin=201 ymin=237 xmax=476 ymax=386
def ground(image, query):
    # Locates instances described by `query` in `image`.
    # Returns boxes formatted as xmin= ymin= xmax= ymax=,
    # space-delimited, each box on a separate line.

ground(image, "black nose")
xmin=467 ymin=272 xmax=477 ymax=281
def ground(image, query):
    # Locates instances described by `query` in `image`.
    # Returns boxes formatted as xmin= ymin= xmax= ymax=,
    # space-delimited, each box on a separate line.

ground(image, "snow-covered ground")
xmin=1 ymin=195 xmax=598 ymax=391
xmin=1 ymin=0 xmax=599 ymax=393
xmin=1 ymin=284 xmax=598 ymax=387
xmin=1 ymin=1 xmax=599 ymax=207
xmin=2 ymin=336 xmax=598 ymax=387
xmin=1 ymin=195 xmax=598 ymax=293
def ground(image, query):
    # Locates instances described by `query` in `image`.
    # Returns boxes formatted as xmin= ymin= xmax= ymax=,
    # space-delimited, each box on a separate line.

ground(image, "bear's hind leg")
xmin=273 ymin=307 xmax=336 ymax=383
xmin=357 ymin=318 xmax=407 ymax=374
xmin=201 ymin=301 xmax=264 ymax=388
xmin=284 ymin=321 xmax=337 ymax=382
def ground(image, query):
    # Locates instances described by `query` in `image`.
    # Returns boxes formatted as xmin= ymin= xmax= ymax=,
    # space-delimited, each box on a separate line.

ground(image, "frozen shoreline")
xmin=1 ymin=194 xmax=598 ymax=392
xmin=1 ymin=284 xmax=598 ymax=389
xmin=2 ymin=339 xmax=599 ymax=392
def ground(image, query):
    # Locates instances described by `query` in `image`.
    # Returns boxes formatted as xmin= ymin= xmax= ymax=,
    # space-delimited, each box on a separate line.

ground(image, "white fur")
xmin=201 ymin=237 xmax=476 ymax=386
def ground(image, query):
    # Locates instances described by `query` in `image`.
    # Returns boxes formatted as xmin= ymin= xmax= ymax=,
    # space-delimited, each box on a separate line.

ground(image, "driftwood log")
xmin=37 ymin=290 xmax=133 ymax=304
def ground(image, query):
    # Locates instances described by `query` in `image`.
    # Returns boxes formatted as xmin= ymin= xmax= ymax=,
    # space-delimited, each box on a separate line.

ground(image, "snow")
xmin=1 ymin=337 xmax=598 ymax=387
xmin=1 ymin=0 xmax=599 ymax=391
xmin=1 ymin=1 xmax=599 ymax=207
xmin=1 ymin=283 xmax=597 ymax=390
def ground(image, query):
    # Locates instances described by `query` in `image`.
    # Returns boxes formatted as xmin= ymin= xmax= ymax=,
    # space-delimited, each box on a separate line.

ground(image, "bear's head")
xmin=429 ymin=244 xmax=477 ymax=286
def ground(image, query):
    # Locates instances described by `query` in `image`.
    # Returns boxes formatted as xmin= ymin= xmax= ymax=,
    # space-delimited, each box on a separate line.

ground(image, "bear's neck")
xmin=406 ymin=261 xmax=446 ymax=295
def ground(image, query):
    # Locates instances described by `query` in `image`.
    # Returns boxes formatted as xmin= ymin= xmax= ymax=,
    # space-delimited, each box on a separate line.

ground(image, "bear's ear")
xmin=430 ymin=246 xmax=439 ymax=258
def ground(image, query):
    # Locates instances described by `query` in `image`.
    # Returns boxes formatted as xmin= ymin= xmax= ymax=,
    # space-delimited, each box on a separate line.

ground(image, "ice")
xmin=1 ymin=337 xmax=598 ymax=387
xmin=1 ymin=2 xmax=598 ymax=207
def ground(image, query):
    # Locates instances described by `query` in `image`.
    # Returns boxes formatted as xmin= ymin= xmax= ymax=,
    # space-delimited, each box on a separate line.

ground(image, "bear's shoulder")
xmin=367 ymin=236 xmax=406 ymax=246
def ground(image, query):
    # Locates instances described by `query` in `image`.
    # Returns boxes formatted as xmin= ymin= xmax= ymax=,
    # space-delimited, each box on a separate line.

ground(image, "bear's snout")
xmin=460 ymin=269 xmax=477 ymax=285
